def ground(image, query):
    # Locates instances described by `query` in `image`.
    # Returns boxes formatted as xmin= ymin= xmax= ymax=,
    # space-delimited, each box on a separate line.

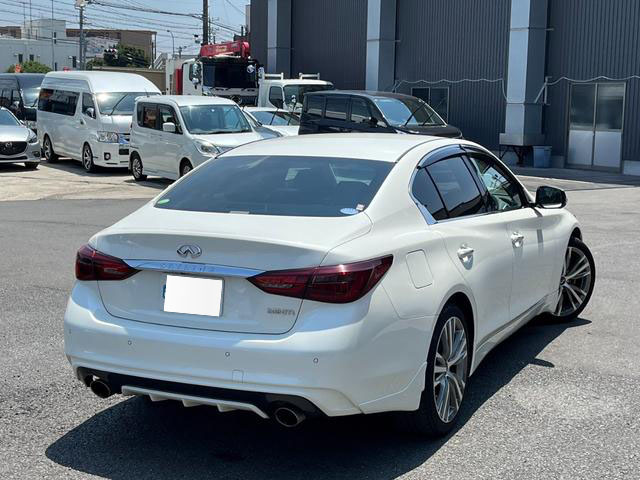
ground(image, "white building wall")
xmin=0 ymin=37 xmax=78 ymax=72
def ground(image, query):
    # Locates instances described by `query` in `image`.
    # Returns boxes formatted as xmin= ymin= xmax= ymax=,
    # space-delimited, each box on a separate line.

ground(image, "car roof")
xmin=42 ymin=71 xmax=160 ymax=93
xmin=223 ymin=133 xmax=446 ymax=162
xmin=245 ymin=107 xmax=292 ymax=112
xmin=305 ymin=90 xmax=415 ymax=101
xmin=140 ymin=95 xmax=238 ymax=107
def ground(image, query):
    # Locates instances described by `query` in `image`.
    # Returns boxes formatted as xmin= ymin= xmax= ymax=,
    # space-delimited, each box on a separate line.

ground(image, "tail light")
xmin=248 ymin=255 xmax=393 ymax=304
xmin=75 ymin=244 xmax=138 ymax=281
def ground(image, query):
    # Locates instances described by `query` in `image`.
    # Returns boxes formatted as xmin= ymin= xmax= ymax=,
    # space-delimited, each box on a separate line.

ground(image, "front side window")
xmin=427 ymin=156 xmax=485 ymax=218
xmin=158 ymin=105 xmax=181 ymax=133
xmin=269 ymin=87 xmax=284 ymax=108
xmin=155 ymin=155 xmax=394 ymax=217
xmin=350 ymin=98 xmax=372 ymax=124
xmin=0 ymin=108 xmax=20 ymax=126
xmin=325 ymin=97 xmax=348 ymax=120
xmin=96 ymin=92 xmax=159 ymax=116
xmin=82 ymin=93 xmax=95 ymax=116
xmin=466 ymin=155 xmax=523 ymax=212
xmin=373 ymin=97 xmax=445 ymax=128
xmin=179 ymin=105 xmax=250 ymax=134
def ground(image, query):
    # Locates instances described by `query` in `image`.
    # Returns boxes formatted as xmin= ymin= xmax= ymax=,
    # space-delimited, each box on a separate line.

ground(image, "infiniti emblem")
xmin=177 ymin=244 xmax=202 ymax=258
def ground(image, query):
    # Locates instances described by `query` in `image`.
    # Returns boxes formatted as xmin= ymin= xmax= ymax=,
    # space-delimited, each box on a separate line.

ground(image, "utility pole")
xmin=202 ymin=0 xmax=209 ymax=45
xmin=76 ymin=0 xmax=91 ymax=70
xmin=51 ymin=0 xmax=55 ymax=69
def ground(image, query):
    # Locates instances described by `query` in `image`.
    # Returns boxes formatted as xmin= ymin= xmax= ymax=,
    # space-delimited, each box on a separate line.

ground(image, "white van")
xmin=257 ymin=72 xmax=334 ymax=110
xmin=129 ymin=95 xmax=280 ymax=181
xmin=37 ymin=71 xmax=161 ymax=172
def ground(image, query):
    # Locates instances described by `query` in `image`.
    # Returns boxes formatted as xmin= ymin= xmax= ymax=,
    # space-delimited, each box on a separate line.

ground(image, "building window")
xmin=72 ymin=56 xmax=77 ymax=68
xmin=411 ymin=87 xmax=449 ymax=122
xmin=18 ymin=54 xmax=23 ymax=63
xmin=29 ymin=54 xmax=34 ymax=61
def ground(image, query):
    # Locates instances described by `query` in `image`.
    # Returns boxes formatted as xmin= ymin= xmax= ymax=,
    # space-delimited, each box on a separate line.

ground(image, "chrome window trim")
xmin=124 ymin=260 xmax=264 ymax=278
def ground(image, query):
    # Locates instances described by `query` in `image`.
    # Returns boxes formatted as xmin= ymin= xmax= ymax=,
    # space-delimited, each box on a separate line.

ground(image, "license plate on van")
xmin=163 ymin=275 xmax=223 ymax=317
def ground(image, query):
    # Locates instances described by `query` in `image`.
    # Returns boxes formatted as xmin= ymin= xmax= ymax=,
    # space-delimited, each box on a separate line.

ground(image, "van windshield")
xmin=96 ymin=92 xmax=159 ymax=116
xmin=179 ymin=104 xmax=251 ymax=134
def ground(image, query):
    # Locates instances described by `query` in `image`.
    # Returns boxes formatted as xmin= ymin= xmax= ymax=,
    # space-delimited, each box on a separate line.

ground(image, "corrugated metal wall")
xmin=394 ymin=0 xmax=511 ymax=149
xmin=546 ymin=0 xmax=640 ymax=163
xmin=290 ymin=0 xmax=367 ymax=89
xmin=249 ymin=0 xmax=268 ymax=67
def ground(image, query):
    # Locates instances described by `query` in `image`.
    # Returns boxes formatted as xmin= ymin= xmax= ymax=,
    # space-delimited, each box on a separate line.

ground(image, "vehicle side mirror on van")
xmin=535 ymin=186 xmax=567 ymax=209
xmin=84 ymin=107 xmax=95 ymax=119
xmin=162 ymin=122 xmax=176 ymax=133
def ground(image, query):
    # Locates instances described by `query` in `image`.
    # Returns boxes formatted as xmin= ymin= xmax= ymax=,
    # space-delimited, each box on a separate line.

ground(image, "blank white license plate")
xmin=163 ymin=275 xmax=223 ymax=317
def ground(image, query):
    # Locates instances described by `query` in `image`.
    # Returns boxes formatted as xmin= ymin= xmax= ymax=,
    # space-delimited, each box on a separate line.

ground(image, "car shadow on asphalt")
xmin=45 ymin=315 xmax=590 ymax=480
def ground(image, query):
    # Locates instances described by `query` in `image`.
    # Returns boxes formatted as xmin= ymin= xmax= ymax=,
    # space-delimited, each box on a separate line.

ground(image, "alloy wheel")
xmin=133 ymin=158 xmax=143 ymax=179
xmin=83 ymin=146 xmax=93 ymax=171
xmin=181 ymin=163 xmax=192 ymax=176
xmin=43 ymin=138 xmax=51 ymax=160
xmin=433 ymin=316 xmax=468 ymax=423
xmin=555 ymin=246 xmax=593 ymax=316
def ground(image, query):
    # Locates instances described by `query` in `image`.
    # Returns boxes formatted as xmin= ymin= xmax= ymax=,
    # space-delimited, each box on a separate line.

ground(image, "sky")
xmin=1 ymin=0 xmax=248 ymax=57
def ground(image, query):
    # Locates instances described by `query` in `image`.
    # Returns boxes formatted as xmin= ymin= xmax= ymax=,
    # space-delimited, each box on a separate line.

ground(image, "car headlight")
xmin=27 ymin=132 xmax=38 ymax=144
xmin=97 ymin=131 xmax=120 ymax=143
xmin=195 ymin=140 xmax=220 ymax=155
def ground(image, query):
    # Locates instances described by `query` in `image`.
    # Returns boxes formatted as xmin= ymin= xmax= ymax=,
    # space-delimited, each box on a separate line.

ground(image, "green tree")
xmin=86 ymin=58 xmax=105 ymax=70
xmin=6 ymin=60 xmax=51 ymax=73
xmin=103 ymin=44 xmax=149 ymax=68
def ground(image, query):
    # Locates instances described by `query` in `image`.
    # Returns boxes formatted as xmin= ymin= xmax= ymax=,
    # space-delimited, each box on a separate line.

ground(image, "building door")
xmin=567 ymin=83 xmax=625 ymax=171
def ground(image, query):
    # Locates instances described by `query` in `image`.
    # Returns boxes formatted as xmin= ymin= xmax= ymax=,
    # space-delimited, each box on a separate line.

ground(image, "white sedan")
xmin=243 ymin=107 xmax=300 ymax=136
xmin=64 ymin=134 xmax=595 ymax=435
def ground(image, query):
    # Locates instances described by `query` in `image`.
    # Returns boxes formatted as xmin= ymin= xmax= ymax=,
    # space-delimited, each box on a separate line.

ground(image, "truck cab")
xmin=257 ymin=73 xmax=334 ymax=111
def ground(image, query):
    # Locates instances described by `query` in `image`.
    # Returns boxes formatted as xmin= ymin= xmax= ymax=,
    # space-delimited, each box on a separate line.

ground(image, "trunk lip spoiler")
xmin=124 ymin=259 xmax=264 ymax=278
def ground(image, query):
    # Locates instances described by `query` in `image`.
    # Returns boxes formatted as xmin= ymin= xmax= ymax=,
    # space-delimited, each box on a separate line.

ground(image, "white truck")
xmin=256 ymin=72 xmax=334 ymax=110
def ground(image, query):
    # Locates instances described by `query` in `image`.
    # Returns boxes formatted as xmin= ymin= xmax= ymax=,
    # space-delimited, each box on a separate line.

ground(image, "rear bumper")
xmin=64 ymin=282 xmax=432 ymax=417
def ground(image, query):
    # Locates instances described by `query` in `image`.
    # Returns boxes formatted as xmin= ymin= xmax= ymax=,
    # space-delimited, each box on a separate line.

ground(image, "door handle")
xmin=457 ymin=245 xmax=474 ymax=262
xmin=511 ymin=232 xmax=525 ymax=248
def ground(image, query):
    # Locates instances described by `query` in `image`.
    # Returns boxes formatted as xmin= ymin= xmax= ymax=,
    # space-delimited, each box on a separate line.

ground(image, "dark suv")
xmin=0 ymin=73 xmax=45 ymax=131
xmin=299 ymin=90 xmax=462 ymax=138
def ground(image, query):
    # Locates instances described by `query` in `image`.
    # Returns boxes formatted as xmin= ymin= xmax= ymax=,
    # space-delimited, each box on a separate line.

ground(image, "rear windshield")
xmin=155 ymin=155 xmax=393 ymax=217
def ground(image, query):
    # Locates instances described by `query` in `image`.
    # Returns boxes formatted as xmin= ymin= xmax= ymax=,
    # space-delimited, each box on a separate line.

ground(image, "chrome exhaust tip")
xmin=273 ymin=406 xmax=306 ymax=427
xmin=89 ymin=379 xmax=113 ymax=399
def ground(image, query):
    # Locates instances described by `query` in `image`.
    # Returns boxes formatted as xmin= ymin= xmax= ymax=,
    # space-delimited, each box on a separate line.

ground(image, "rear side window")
xmin=325 ymin=97 xmax=348 ymax=120
xmin=305 ymin=96 xmax=324 ymax=118
xmin=137 ymin=104 xmax=158 ymax=129
xmin=155 ymin=155 xmax=394 ymax=217
xmin=38 ymin=89 xmax=78 ymax=116
xmin=427 ymin=156 xmax=485 ymax=218
xmin=411 ymin=168 xmax=447 ymax=220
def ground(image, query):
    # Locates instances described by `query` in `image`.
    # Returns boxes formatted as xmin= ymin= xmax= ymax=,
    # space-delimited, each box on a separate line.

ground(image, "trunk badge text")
xmin=177 ymin=244 xmax=202 ymax=259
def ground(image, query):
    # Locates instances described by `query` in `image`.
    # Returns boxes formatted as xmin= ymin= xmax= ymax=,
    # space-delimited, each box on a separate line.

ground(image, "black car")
xmin=0 ymin=73 xmax=45 ymax=130
xmin=299 ymin=90 xmax=462 ymax=138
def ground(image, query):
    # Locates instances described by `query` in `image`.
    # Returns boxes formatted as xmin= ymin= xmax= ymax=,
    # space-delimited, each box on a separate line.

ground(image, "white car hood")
xmin=0 ymin=126 xmax=30 ymax=142
xmin=194 ymin=131 xmax=265 ymax=150
xmin=99 ymin=115 xmax=132 ymax=134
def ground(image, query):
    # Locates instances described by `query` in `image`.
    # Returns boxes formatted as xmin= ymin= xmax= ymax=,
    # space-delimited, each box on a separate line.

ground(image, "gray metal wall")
xmin=394 ymin=0 xmax=511 ymax=149
xmin=545 ymin=0 xmax=640 ymax=163
xmin=290 ymin=0 xmax=367 ymax=89
xmin=249 ymin=0 xmax=268 ymax=67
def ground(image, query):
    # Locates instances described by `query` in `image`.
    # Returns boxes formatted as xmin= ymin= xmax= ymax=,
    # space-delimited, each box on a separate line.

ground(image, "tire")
xmin=42 ymin=135 xmax=58 ymax=163
xmin=24 ymin=162 xmax=39 ymax=170
xmin=131 ymin=154 xmax=147 ymax=182
xmin=400 ymin=303 xmax=470 ymax=437
xmin=180 ymin=160 xmax=193 ymax=177
xmin=82 ymin=144 xmax=97 ymax=173
xmin=548 ymin=236 xmax=595 ymax=322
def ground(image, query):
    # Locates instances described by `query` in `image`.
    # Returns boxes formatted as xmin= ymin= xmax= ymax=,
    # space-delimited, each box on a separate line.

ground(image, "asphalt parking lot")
xmin=1 ymin=160 xmax=639 ymax=479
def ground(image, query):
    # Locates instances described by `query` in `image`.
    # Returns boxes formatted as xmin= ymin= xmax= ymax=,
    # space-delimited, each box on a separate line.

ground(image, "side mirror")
xmin=84 ymin=107 xmax=95 ymax=119
xmin=11 ymin=100 xmax=21 ymax=112
xmin=162 ymin=122 xmax=176 ymax=133
xmin=535 ymin=186 xmax=567 ymax=209
xmin=369 ymin=117 xmax=385 ymax=128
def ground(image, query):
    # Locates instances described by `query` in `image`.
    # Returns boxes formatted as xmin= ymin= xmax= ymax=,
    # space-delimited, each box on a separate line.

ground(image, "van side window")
xmin=42 ymin=90 xmax=79 ymax=116
xmin=158 ymin=105 xmax=181 ymax=133
xmin=82 ymin=93 xmax=96 ymax=117
xmin=269 ymin=87 xmax=284 ymax=109
xmin=325 ymin=97 xmax=348 ymax=120
xmin=350 ymin=98 xmax=372 ymax=124
xmin=0 ymin=89 xmax=10 ymax=108
xmin=411 ymin=168 xmax=448 ymax=221
xmin=306 ymin=96 xmax=324 ymax=118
